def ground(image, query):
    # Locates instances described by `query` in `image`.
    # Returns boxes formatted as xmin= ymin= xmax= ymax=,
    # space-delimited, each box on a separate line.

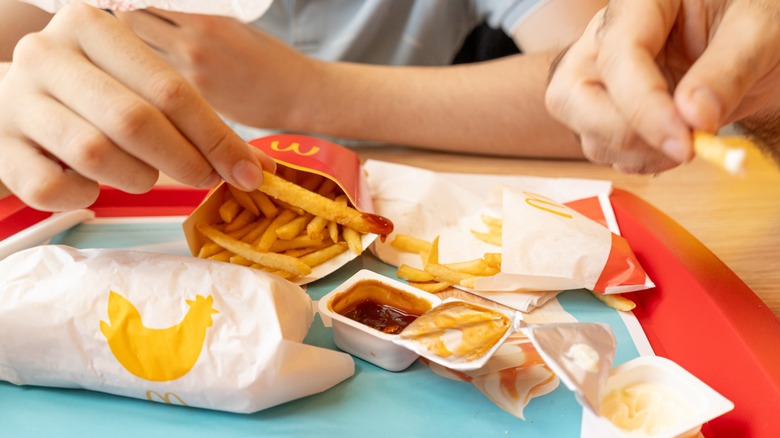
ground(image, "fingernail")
xmin=662 ymin=138 xmax=689 ymax=163
xmin=691 ymin=87 xmax=721 ymax=130
xmin=250 ymin=146 xmax=277 ymax=173
xmin=232 ymin=159 xmax=264 ymax=191
xmin=197 ymin=170 xmax=222 ymax=188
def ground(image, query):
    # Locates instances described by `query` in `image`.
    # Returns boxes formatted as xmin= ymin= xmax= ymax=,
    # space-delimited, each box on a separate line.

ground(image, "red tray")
xmin=1 ymin=186 xmax=779 ymax=437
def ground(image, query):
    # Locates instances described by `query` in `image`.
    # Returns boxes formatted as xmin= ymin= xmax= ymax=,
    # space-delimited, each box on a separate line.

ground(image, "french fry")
xmin=299 ymin=242 xmax=348 ymax=268
xmin=306 ymin=215 xmax=329 ymax=240
xmin=226 ymin=221 xmax=257 ymax=240
xmin=483 ymin=252 xmax=502 ymax=269
xmin=443 ymin=258 xmax=499 ymax=276
xmin=276 ymin=213 xmax=314 ymax=240
xmin=343 ymin=226 xmax=363 ymax=255
xmin=241 ymin=217 xmax=272 ymax=245
xmin=693 ymin=131 xmax=750 ymax=175
xmin=254 ymin=209 xmax=298 ymax=251
xmin=259 ymin=171 xmax=392 ymax=236
xmin=269 ymin=235 xmax=324 ymax=252
xmin=197 ymin=223 xmax=311 ymax=276
xmin=391 ymin=234 xmax=431 ymax=254
xmin=329 ymin=195 xmax=349 ymax=243
xmin=198 ymin=241 xmax=224 ymax=258
xmin=396 ymin=264 xmax=434 ymax=282
xmin=248 ymin=190 xmax=279 ymax=219
xmin=591 ymin=291 xmax=636 ymax=312
xmin=228 ymin=185 xmax=260 ymax=216
xmin=408 ymin=281 xmax=452 ymax=294
xmin=218 ymin=197 xmax=241 ymax=223
xmin=224 ymin=209 xmax=256 ymax=233
xmin=229 ymin=255 xmax=254 ymax=267
xmin=470 ymin=229 xmax=501 ymax=246
xmin=481 ymin=214 xmax=503 ymax=229
xmin=425 ymin=236 xmax=440 ymax=265
xmin=424 ymin=262 xmax=477 ymax=285
xmin=207 ymin=250 xmax=234 ymax=262
xmin=282 ymin=243 xmax=332 ymax=258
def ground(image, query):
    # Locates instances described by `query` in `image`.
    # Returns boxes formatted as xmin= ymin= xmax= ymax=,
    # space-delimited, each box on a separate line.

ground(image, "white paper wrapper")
xmin=21 ymin=0 xmax=272 ymax=22
xmin=365 ymin=160 xmax=653 ymax=312
xmin=0 ymin=245 xmax=354 ymax=413
xmin=474 ymin=188 xmax=654 ymax=294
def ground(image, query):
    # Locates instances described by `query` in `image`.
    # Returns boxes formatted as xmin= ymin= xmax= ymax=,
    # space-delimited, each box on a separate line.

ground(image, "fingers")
xmin=113 ymin=9 xmax=178 ymax=54
xmin=0 ymin=138 xmax=100 ymax=211
xmin=49 ymin=4 xmax=267 ymax=191
xmin=594 ymin=0 xmax=692 ymax=163
xmin=674 ymin=1 xmax=780 ymax=128
xmin=14 ymin=92 xmax=160 ymax=190
xmin=546 ymin=7 xmax=678 ymax=173
xmin=546 ymin=8 xmax=682 ymax=174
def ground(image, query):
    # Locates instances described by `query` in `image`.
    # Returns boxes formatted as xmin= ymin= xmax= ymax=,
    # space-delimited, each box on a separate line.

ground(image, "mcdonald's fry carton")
xmin=0 ymin=245 xmax=355 ymax=413
xmin=183 ymin=134 xmax=391 ymax=285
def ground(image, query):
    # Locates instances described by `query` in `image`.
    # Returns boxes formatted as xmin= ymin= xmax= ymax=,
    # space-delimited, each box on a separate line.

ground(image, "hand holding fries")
xmin=184 ymin=165 xmax=392 ymax=283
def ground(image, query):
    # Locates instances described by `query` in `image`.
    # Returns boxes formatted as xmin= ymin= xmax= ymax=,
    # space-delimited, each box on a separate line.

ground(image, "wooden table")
xmin=350 ymin=145 xmax=780 ymax=318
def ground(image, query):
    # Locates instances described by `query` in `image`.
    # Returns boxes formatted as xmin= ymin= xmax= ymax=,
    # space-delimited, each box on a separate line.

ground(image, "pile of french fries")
xmin=391 ymin=233 xmax=500 ymax=294
xmin=392 ymin=214 xmax=636 ymax=312
xmin=195 ymin=167 xmax=391 ymax=282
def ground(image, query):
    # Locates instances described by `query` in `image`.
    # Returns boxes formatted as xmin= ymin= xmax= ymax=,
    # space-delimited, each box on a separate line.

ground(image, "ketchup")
xmin=329 ymin=279 xmax=432 ymax=334
xmin=341 ymin=299 xmax=420 ymax=334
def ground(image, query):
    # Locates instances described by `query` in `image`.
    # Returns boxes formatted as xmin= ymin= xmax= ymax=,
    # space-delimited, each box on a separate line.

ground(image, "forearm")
xmin=284 ymin=52 xmax=584 ymax=159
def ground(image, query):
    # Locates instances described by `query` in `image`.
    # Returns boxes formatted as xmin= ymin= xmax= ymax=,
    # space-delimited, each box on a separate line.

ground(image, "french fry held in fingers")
xmin=692 ymin=131 xmax=751 ymax=175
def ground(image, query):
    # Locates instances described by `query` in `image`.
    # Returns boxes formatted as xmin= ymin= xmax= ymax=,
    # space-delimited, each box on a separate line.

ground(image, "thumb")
xmin=674 ymin=2 xmax=780 ymax=131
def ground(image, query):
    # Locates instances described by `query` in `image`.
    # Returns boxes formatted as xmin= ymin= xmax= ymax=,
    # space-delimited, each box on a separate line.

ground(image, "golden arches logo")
xmin=523 ymin=192 xmax=572 ymax=219
xmin=269 ymin=140 xmax=320 ymax=156
xmin=146 ymin=390 xmax=189 ymax=406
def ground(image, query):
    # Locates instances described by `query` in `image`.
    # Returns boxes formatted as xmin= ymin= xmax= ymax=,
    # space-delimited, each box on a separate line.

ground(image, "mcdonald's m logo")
xmin=523 ymin=192 xmax=572 ymax=219
xmin=146 ymin=390 xmax=189 ymax=406
xmin=269 ymin=140 xmax=320 ymax=156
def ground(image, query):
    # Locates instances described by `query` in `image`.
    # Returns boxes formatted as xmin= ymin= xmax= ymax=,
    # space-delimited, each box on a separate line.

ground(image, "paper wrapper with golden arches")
xmin=0 ymin=245 xmax=354 ymax=413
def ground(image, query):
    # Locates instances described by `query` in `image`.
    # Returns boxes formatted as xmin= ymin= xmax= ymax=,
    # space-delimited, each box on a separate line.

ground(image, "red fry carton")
xmin=182 ymin=134 xmax=390 ymax=285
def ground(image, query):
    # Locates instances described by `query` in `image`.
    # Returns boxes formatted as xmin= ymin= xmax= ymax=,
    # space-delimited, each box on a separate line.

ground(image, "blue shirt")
xmin=230 ymin=0 xmax=543 ymax=140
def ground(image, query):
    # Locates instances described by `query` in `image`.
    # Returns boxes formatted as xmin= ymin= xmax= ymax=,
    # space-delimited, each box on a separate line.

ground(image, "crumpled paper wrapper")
xmin=0 ymin=245 xmax=354 ymax=413
xmin=22 ymin=0 xmax=272 ymax=22
xmin=366 ymin=160 xmax=653 ymax=312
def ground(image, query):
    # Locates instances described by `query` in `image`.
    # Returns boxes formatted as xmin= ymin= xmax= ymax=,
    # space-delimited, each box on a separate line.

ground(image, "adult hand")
xmin=115 ymin=9 xmax=313 ymax=129
xmin=0 ymin=4 xmax=275 ymax=211
xmin=545 ymin=0 xmax=780 ymax=174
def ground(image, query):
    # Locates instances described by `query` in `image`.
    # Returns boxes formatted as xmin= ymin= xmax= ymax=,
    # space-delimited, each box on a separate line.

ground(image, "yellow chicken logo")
xmin=100 ymin=291 xmax=218 ymax=382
